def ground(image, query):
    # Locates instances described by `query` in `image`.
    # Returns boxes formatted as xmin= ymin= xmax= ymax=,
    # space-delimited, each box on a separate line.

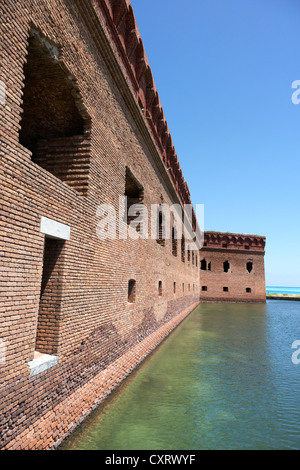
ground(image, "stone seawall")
xmin=266 ymin=296 xmax=300 ymax=301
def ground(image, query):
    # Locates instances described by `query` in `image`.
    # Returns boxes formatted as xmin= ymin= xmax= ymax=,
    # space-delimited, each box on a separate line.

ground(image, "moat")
xmin=60 ymin=301 xmax=300 ymax=450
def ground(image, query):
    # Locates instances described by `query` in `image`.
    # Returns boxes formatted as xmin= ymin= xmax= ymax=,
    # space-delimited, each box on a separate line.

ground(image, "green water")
xmin=60 ymin=301 xmax=300 ymax=450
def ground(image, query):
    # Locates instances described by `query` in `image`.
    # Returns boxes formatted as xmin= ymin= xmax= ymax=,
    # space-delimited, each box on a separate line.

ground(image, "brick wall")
xmin=33 ymin=136 xmax=91 ymax=196
xmin=0 ymin=0 xmax=201 ymax=449
xmin=199 ymin=232 xmax=266 ymax=302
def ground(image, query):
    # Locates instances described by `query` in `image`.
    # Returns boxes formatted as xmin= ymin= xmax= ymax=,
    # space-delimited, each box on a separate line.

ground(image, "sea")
xmin=266 ymin=286 xmax=300 ymax=295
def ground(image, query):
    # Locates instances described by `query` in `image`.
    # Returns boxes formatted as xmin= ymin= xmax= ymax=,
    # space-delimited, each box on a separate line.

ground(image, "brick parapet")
xmin=90 ymin=0 xmax=194 ymax=210
xmin=203 ymin=231 xmax=266 ymax=253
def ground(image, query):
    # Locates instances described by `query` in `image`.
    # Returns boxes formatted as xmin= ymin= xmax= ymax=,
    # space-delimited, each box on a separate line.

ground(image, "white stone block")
xmin=28 ymin=354 xmax=59 ymax=378
xmin=40 ymin=216 xmax=70 ymax=241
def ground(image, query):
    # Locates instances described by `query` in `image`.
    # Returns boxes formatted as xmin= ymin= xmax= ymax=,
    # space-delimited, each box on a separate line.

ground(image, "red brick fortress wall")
xmin=0 ymin=0 xmax=201 ymax=450
xmin=199 ymin=232 xmax=266 ymax=303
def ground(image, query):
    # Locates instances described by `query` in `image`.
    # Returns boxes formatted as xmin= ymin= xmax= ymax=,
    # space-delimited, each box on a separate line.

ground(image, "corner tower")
xmin=200 ymin=232 xmax=266 ymax=302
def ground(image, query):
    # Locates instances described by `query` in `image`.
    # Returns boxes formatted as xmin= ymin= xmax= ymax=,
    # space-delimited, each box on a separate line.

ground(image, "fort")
xmin=200 ymin=231 xmax=266 ymax=303
xmin=0 ymin=0 xmax=266 ymax=450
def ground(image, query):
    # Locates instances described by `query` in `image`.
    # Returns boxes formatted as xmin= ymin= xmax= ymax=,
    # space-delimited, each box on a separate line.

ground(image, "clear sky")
xmin=131 ymin=0 xmax=300 ymax=288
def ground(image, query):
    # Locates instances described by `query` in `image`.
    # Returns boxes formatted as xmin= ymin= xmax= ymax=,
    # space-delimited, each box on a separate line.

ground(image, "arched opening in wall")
xmin=172 ymin=227 xmax=177 ymax=257
xmin=156 ymin=210 xmax=165 ymax=246
xmin=192 ymin=252 xmax=195 ymax=265
xmin=125 ymin=168 xmax=144 ymax=227
xmin=128 ymin=280 xmax=136 ymax=303
xmin=173 ymin=282 xmax=176 ymax=294
xmin=182 ymin=283 xmax=185 ymax=293
xmin=208 ymin=262 xmax=211 ymax=271
xmin=158 ymin=281 xmax=163 ymax=297
xmin=187 ymin=249 xmax=191 ymax=262
xmin=247 ymin=262 xmax=253 ymax=273
xmin=19 ymin=30 xmax=91 ymax=195
xmin=223 ymin=261 xmax=230 ymax=273
xmin=201 ymin=259 xmax=207 ymax=271
xmin=181 ymin=236 xmax=185 ymax=263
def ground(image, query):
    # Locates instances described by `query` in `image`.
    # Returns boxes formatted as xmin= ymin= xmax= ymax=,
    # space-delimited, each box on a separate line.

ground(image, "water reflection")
xmin=60 ymin=301 xmax=300 ymax=450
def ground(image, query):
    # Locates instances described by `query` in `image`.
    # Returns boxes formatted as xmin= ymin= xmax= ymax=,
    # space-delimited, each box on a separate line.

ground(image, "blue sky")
xmin=131 ymin=0 xmax=300 ymax=287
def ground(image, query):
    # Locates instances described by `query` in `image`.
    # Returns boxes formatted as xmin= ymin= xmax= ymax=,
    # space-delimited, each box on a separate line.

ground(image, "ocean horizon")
xmin=266 ymin=286 xmax=300 ymax=295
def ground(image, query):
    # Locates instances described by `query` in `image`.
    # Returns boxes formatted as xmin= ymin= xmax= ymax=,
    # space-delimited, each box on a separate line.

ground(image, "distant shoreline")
xmin=267 ymin=294 xmax=300 ymax=301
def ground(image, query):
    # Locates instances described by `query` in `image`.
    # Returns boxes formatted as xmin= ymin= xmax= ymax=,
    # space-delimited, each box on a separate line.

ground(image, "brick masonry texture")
xmin=200 ymin=232 xmax=266 ymax=303
xmin=0 ymin=0 xmax=265 ymax=450
xmin=3 ymin=301 xmax=199 ymax=450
